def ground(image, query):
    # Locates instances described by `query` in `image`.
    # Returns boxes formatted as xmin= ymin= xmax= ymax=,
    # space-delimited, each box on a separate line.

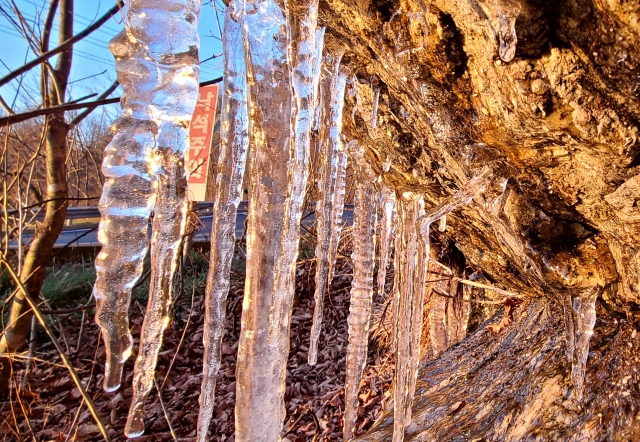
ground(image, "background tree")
xmin=0 ymin=0 xmax=122 ymax=390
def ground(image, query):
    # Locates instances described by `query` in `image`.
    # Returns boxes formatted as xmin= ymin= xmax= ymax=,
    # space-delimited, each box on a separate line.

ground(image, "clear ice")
xmin=370 ymin=84 xmax=380 ymax=129
xmin=343 ymin=142 xmax=378 ymax=441
xmin=393 ymin=192 xmax=426 ymax=442
xmin=377 ymin=186 xmax=396 ymax=300
xmin=92 ymin=0 xmax=200 ymax=436
xmin=122 ymin=1 xmax=201 ymax=437
xmin=197 ymin=1 xmax=249 ymax=439
xmin=570 ymin=288 xmax=599 ymax=401
xmin=494 ymin=0 xmax=520 ymax=62
xmin=309 ymin=48 xmax=348 ymax=366
xmin=234 ymin=0 xmax=319 ymax=438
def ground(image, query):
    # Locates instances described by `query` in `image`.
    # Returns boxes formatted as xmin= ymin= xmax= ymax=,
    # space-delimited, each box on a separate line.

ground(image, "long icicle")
xmin=92 ymin=0 xmax=200 ymax=418
xmin=197 ymin=1 xmax=249 ymax=439
xmin=235 ymin=0 xmax=320 ymax=438
xmin=570 ymin=287 xmax=600 ymax=401
xmin=308 ymin=47 xmax=347 ymax=365
xmin=392 ymin=191 xmax=424 ymax=442
xmin=124 ymin=1 xmax=202 ymax=437
xmin=377 ymin=186 xmax=396 ymax=299
xmin=343 ymin=142 xmax=378 ymax=441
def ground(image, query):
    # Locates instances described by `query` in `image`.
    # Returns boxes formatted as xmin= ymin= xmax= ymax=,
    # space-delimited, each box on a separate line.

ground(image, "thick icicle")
xmin=571 ymin=287 xmax=599 ymax=401
xmin=197 ymin=2 xmax=248 ymax=439
xmin=92 ymin=0 xmax=200 ymax=406
xmin=494 ymin=0 xmax=520 ymax=62
xmin=343 ymin=142 xmax=378 ymax=441
xmin=309 ymin=49 xmax=348 ymax=365
xmin=122 ymin=1 xmax=201 ymax=437
xmin=234 ymin=0 xmax=319 ymax=438
xmin=393 ymin=192 xmax=425 ymax=442
xmin=377 ymin=186 xmax=396 ymax=299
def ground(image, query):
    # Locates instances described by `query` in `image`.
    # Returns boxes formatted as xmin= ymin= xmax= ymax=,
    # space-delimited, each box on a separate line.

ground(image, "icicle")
xmin=119 ymin=1 xmax=201 ymax=437
xmin=196 ymin=2 xmax=248 ymax=439
xmin=392 ymin=191 xmax=425 ymax=442
xmin=343 ymin=142 xmax=378 ymax=441
xmin=93 ymin=0 xmax=200 ymax=424
xmin=570 ymin=287 xmax=599 ymax=401
xmin=308 ymin=49 xmax=348 ymax=366
xmin=353 ymin=79 xmax=382 ymax=139
xmin=234 ymin=0 xmax=319 ymax=438
xmin=438 ymin=214 xmax=446 ymax=232
xmin=377 ymin=186 xmax=396 ymax=299
xmin=563 ymin=293 xmax=575 ymax=366
xmin=370 ymin=84 xmax=380 ymax=129
xmin=445 ymin=278 xmax=464 ymax=346
xmin=312 ymin=28 xmax=326 ymax=131
xmin=494 ymin=0 xmax=520 ymax=62
xmin=429 ymin=290 xmax=448 ymax=356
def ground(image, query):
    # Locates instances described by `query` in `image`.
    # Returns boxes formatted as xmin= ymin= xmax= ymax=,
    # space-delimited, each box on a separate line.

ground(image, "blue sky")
xmin=0 ymin=0 xmax=224 ymax=115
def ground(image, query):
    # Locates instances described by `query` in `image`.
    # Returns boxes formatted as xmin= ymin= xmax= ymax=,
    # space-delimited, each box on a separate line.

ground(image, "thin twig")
xmin=0 ymin=76 xmax=224 ymax=126
xmin=432 ymin=287 xmax=509 ymax=305
xmin=0 ymin=259 xmax=111 ymax=442
xmin=154 ymin=378 xmax=178 ymax=441
xmin=0 ymin=1 xmax=125 ymax=88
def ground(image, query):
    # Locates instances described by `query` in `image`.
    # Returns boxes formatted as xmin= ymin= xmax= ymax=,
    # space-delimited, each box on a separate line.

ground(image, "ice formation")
xmin=393 ymin=192 xmax=426 ymax=442
xmin=197 ymin=2 xmax=248 ymax=439
xmin=343 ymin=142 xmax=378 ymax=441
xmin=370 ymin=84 xmax=380 ymax=129
xmin=309 ymin=48 xmax=348 ymax=366
xmin=377 ymin=186 xmax=397 ymax=300
xmin=92 ymin=0 xmax=200 ymax=437
xmin=570 ymin=288 xmax=599 ymax=401
xmin=494 ymin=0 xmax=520 ymax=62
xmin=234 ymin=0 xmax=320 ymax=438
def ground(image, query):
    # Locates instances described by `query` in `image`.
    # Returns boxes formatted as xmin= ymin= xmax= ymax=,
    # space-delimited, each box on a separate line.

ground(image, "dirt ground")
xmin=0 ymin=249 xmax=394 ymax=441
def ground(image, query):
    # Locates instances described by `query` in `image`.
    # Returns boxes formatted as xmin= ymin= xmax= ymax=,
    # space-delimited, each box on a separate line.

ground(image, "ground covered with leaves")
xmin=0 ymin=242 xmax=394 ymax=441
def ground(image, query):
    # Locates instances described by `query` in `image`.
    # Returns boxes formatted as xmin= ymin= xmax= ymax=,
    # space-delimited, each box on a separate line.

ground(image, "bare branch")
xmin=68 ymin=80 xmax=119 ymax=129
xmin=0 ymin=76 xmax=223 ymax=126
xmin=0 ymin=0 xmax=124 ymax=89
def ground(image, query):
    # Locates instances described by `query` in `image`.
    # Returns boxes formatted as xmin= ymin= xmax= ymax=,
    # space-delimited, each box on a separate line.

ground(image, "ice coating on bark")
xmin=571 ymin=288 xmax=599 ymax=401
xmin=393 ymin=192 xmax=425 ymax=442
xmin=377 ymin=186 xmax=396 ymax=300
xmin=197 ymin=3 xmax=248 ymax=440
xmin=494 ymin=0 xmax=520 ymax=62
xmin=92 ymin=0 xmax=200 ymax=406
xmin=309 ymin=49 xmax=347 ymax=365
xmin=116 ymin=1 xmax=200 ymax=437
xmin=343 ymin=142 xmax=378 ymax=441
xmin=235 ymin=0 xmax=318 ymax=438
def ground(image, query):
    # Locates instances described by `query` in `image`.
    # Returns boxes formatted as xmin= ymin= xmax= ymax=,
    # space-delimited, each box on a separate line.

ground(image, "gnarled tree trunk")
xmin=315 ymin=0 xmax=640 ymax=438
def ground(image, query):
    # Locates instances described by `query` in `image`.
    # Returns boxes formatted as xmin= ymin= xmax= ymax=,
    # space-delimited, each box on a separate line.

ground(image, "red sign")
xmin=187 ymin=84 xmax=219 ymax=200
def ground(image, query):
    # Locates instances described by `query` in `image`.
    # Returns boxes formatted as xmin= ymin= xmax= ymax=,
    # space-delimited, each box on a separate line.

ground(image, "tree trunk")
xmin=0 ymin=0 xmax=73 ymax=389
xmin=316 ymin=0 xmax=640 ymax=438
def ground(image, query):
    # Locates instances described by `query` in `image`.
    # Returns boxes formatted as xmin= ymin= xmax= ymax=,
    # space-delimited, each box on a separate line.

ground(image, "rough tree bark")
xmin=0 ymin=0 xmax=73 ymax=389
xmin=315 ymin=0 xmax=640 ymax=439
